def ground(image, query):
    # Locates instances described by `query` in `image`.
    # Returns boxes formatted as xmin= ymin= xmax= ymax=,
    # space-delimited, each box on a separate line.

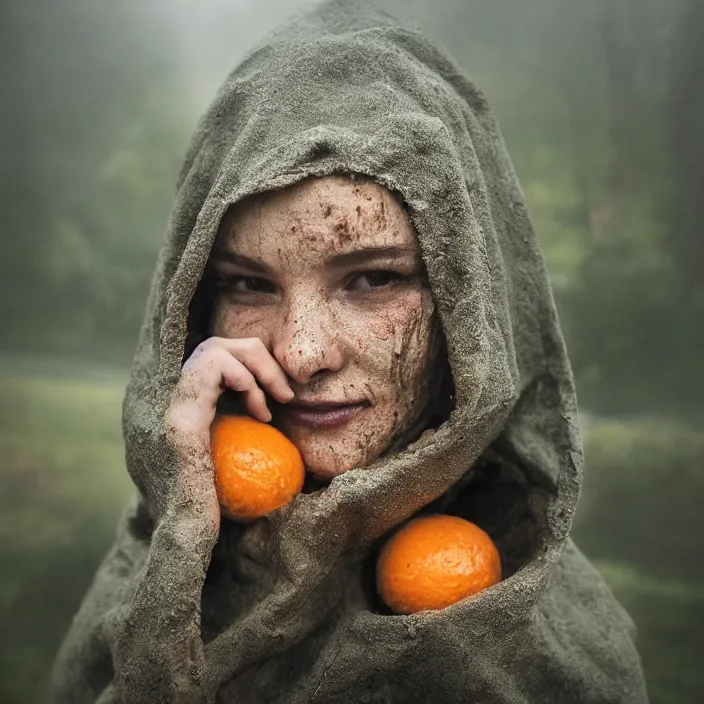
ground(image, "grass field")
xmin=0 ymin=358 xmax=132 ymax=702
xmin=0 ymin=357 xmax=701 ymax=702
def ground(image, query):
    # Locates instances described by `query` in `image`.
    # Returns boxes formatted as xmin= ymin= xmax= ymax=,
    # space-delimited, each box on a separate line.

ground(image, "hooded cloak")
xmin=49 ymin=1 xmax=649 ymax=702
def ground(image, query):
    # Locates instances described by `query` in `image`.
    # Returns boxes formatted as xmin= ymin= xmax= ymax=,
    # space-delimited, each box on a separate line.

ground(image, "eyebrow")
xmin=210 ymin=248 xmax=269 ymax=274
xmin=328 ymin=245 xmax=419 ymax=268
xmin=210 ymin=244 xmax=419 ymax=273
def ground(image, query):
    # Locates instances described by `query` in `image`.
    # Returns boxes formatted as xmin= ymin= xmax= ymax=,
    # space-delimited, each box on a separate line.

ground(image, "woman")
xmin=50 ymin=1 xmax=649 ymax=702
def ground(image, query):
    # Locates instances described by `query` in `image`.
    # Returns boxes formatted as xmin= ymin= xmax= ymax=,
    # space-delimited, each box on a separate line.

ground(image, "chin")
xmin=301 ymin=452 xmax=356 ymax=481
xmin=294 ymin=439 xmax=369 ymax=481
xmin=275 ymin=413 xmax=391 ymax=481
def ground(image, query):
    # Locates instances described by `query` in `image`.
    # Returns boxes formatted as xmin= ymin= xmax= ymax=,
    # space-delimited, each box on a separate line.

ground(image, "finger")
xmin=218 ymin=353 xmax=272 ymax=423
xmin=182 ymin=338 xmax=213 ymax=371
xmin=180 ymin=346 xmax=270 ymax=425
xmin=181 ymin=344 xmax=273 ymax=423
xmin=210 ymin=336 xmax=295 ymax=403
xmin=179 ymin=349 xmax=227 ymax=407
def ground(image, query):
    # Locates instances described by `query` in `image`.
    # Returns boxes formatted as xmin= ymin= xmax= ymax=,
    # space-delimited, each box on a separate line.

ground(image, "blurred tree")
xmin=548 ymin=0 xmax=704 ymax=416
xmin=665 ymin=0 xmax=704 ymax=405
xmin=2 ymin=0 xmax=700 ymax=414
xmin=0 ymin=0 xmax=190 ymax=363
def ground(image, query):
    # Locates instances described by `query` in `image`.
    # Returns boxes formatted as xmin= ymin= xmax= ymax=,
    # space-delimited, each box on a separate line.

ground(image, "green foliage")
xmin=573 ymin=415 xmax=704 ymax=702
xmin=5 ymin=84 xmax=192 ymax=364
xmin=574 ymin=416 xmax=704 ymax=581
xmin=593 ymin=560 xmax=704 ymax=704
xmin=0 ymin=360 xmax=131 ymax=703
xmin=0 ymin=0 xmax=194 ymax=365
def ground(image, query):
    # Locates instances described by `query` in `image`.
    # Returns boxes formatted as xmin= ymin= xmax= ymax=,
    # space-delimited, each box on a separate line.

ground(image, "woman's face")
xmin=210 ymin=175 xmax=435 ymax=480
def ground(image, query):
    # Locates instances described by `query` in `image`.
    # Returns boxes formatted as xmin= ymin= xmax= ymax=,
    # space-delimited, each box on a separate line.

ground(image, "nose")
xmin=271 ymin=295 xmax=345 ymax=385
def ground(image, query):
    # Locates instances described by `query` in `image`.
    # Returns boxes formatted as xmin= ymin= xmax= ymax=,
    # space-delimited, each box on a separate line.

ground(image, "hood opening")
xmin=185 ymin=173 xmax=544 ymax=606
xmin=182 ymin=172 xmax=458 ymax=452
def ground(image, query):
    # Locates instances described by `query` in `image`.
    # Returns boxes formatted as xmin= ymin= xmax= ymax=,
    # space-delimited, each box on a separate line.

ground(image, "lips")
xmin=283 ymin=401 xmax=370 ymax=429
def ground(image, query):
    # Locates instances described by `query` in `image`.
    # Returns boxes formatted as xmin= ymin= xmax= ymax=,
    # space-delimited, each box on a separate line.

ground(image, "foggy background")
xmin=1 ymin=0 xmax=702 ymax=701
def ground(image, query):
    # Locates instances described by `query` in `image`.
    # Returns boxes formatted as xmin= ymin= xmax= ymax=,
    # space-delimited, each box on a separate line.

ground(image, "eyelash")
xmin=348 ymin=270 xmax=410 ymax=291
xmin=213 ymin=270 xmax=410 ymax=295
xmin=214 ymin=276 xmax=274 ymax=294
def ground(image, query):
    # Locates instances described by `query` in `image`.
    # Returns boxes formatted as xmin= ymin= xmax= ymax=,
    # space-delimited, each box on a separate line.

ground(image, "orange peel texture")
xmin=377 ymin=514 xmax=502 ymax=614
xmin=210 ymin=415 xmax=305 ymax=522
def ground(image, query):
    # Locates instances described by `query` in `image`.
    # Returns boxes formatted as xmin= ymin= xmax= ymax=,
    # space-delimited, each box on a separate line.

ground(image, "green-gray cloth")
xmin=49 ymin=1 xmax=648 ymax=702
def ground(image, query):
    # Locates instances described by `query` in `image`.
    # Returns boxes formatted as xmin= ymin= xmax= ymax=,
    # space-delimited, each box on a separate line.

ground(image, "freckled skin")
xmin=210 ymin=176 xmax=435 ymax=480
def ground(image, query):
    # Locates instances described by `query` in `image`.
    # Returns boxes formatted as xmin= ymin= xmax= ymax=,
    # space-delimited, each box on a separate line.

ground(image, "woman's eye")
xmin=350 ymin=271 xmax=407 ymax=291
xmin=217 ymin=276 xmax=275 ymax=294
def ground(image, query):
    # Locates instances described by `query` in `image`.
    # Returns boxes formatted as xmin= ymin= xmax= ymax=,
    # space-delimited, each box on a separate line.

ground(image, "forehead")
xmin=216 ymin=176 xmax=418 ymax=253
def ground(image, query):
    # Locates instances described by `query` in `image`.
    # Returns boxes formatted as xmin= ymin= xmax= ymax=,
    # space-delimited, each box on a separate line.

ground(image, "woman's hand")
xmin=161 ymin=336 xmax=296 ymax=526
xmin=165 ymin=336 xmax=295 ymax=439
xmin=106 ymin=339 xmax=296 ymax=702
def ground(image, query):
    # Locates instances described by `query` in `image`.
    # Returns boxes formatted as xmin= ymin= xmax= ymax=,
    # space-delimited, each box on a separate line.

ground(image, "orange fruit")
xmin=210 ymin=415 xmax=305 ymax=522
xmin=376 ymin=514 xmax=502 ymax=614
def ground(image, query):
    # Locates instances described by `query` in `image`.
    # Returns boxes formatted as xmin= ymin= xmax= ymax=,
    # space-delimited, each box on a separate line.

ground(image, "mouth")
xmin=281 ymin=400 xmax=371 ymax=429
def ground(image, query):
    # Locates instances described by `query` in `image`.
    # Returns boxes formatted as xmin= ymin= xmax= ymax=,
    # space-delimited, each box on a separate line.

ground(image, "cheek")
xmin=347 ymin=292 xmax=434 ymax=400
xmin=389 ymin=306 xmax=434 ymax=409
xmin=211 ymin=299 xmax=270 ymax=341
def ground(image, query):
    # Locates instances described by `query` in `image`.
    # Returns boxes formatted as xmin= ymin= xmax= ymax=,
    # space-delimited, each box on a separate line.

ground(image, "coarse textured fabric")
xmin=49 ymin=1 xmax=649 ymax=702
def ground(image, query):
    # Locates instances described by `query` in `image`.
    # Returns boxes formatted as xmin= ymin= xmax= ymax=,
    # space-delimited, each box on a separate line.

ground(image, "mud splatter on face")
xmin=209 ymin=175 xmax=435 ymax=480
